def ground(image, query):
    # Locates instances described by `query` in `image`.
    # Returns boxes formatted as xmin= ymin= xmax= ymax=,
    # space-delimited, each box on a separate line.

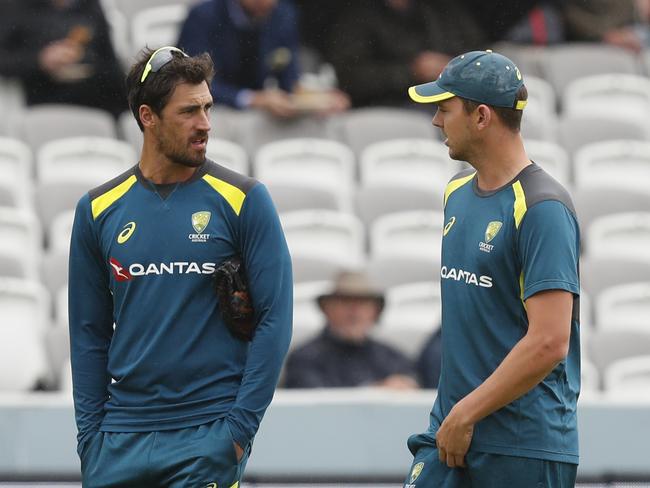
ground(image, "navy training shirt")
xmin=68 ymin=160 xmax=293 ymax=451
xmin=431 ymin=163 xmax=581 ymax=464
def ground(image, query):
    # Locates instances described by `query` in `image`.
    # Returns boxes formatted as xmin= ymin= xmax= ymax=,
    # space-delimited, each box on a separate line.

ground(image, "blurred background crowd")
xmin=0 ymin=0 xmax=649 ymax=398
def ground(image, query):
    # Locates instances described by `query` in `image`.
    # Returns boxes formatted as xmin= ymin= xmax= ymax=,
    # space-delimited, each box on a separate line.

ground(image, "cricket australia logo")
xmin=404 ymin=462 xmax=424 ymax=487
xmin=479 ymin=220 xmax=502 ymax=253
xmin=189 ymin=211 xmax=211 ymax=243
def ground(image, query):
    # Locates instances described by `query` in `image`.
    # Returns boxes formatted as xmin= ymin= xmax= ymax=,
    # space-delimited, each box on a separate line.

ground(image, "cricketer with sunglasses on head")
xmin=68 ymin=47 xmax=293 ymax=488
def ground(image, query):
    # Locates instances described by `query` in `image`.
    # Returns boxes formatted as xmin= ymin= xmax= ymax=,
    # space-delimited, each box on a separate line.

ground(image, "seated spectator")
xmin=0 ymin=0 xmax=127 ymax=117
xmin=178 ymin=0 xmax=348 ymax=117
xmin=328 ymin=0 xmax=484 ymax=107
xmin=284 ymin=271 xmax=418 ymax=389
xmin=563 ymin=0 xmax=650 ymax=52
xmin=416 ymin=328 xmax=442 ymax=389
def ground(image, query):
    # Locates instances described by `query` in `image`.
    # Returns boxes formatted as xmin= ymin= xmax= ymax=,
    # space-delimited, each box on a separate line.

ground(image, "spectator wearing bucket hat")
xmin=402 ymin=50 xmax=580 ymax=487
xmin=284 ymin=271 xmax=418 ymax=389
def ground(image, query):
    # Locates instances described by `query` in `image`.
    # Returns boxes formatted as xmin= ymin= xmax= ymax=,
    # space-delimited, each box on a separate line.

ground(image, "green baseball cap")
xmin=408 ymin=50 xmax=527 ymax=110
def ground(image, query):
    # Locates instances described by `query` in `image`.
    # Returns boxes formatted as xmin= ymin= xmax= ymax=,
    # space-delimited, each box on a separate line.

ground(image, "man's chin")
xmin=170 ymin=154 xmax=206 ymax=168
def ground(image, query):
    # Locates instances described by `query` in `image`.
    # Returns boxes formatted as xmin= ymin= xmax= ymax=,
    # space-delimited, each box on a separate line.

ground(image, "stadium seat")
xmin=589 ymin=329 xmax=650 ymax=376
xmin=0 ymin=207 xmax=42 ymax=280
xmin=586 ymin=212 xmax=650 ymax=262
xmin=0 ymin=278 xmax=50 ymax=390
xmin=557 ymin=114 xmax=648 ymax=156
xmin=291 ymin=254 xmax=355 ymax=284
xmin=0 ymin=253 xmax=28 ymax=279
xmin=117 ymin=111 xmax=142 ymax=151
xmin=360 ymin=139 xmax=459 ymax=196
xmin=34 ymin=181 xmax=89 ymax=239
xmin=355 ymin=186 xmax=442 ymax=229
xmin=581 ymin=256 xmax=650 ymax=301
xmin=237 ymin=111 xmax=336 ymax=156
xmin=381 ymin=281 xmax=441 ymax=329
xmin=40 ymin=249 xmax=69 ymax=298
xmin=573 ymin=140 xmax=650 ymax=193
xmin=37 ymin=137 xmax=136 ymax=184
xmin=574 ymin=188 xmax=650 ymax=239
xmin=0 ymin=76 xmax=26 ymax=137
xmin=48 ymin=210 xmax=75 ymax=253
xmin=0 ymin=137 xmax=33 ymax=209
xmin=333 ymin=108 xmax=436 ymax=156
xmin=523 ymin=139 xmax=571 ymax=185
xmin=266 ymin=182 xmax=340 ymax=214
xmin=563 ymin=74 xmax=650 ymax=130
xmin=290 ymin=281 xmax=329 ymax=351
xmin=255 ymin=138 xmax=355 ymax=211
xmin=581 ymin=359 xmax=601 ymax=392
xmin=542 ymin=44 xmax=640 ymax=96
xmin=604 ymin=355 xmax=650 ymax=396
xmin=372 ymin=321 xmax=438 ymax=361
xmin=371 ymin=210 xmax=445 ymax=261
xmin=205 ymin=138 xmax=248 ymax=175
xmin=520 ymin=106 xmax=557 ymax=141
xmin=17 ymin=105 xmax=117 ymax=152
xmin=522 ymin=75 xmax=557 ymax=115
xmin=280 ymin=210 xmax=366 ymax=267
xmin=490 ymin=42 xmax=547 ymax=79
xmin=59 ymin=359 xmax=73 ymax=392
xmin=108 ymin=0 xmax=198 ymax=22
xmin=596 ymin=282 xmax=650 ymax=330
xmin=131 ymin=4 xmax=190 ymax=57
xmin=366 ymin=255 xmax=441 ymax=290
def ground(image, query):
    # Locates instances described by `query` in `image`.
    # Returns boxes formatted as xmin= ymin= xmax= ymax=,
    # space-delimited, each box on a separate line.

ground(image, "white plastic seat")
xmin=596 ymin=282 xmax=650 ymax=331
xmin=366 ymin=255 xmax=440 ymax=290
xmin=360 ymin=139 xmax=459 ymax=195
xmin=558 ymin=114 xmax=648 ymax=156
xmin=255 ymin=139 xmax=355 ymax=211
xmin=280 ymin=210 xmax=365 ymax=267
xmin=37 ymin=137 xmax=135 ymax=184
xmin=0 ymin=137 xmax=33 ymax=209
xmin=581 ymin=256 xmax=650 ymax=299
xmin=266 ymin=182 xmax=339 ymax=214
xmin=40 ymin=249 xmax=69 ymax=297
xmin=35 ymin=181 xmax=91 ymax=233
xmin=524 ymin=139 xmax=571 ymax=185
xmin=588 ymin=329 xmax=650 ymax=375
xmin=335 ymin=108 xmax=436 ymax=156
xmin=563 ymin=74 xmax=650 ymax=129
xmin=0 ymin=278 xmax=50 ymax=390
xmin=291 ymin=254 xmax=355 ymax=284
xmin=581 ymin=359 xmax=600 ymax=392
xmin=293 ymin=281 xmax=330 ymax=331
xmin=587 ymin=212 xmax=650 ymax=262
xmin=604 ymin=355 xmax=650 ymax=395
xmin=206 ymin=139 xmax=248 ymax=175
xmin=574 ymin=188 xmax=650 ymax=237
xmin=356 ymin=186 xmax=442 ymax=228
xmin=18 ymin=105 xmax=117 ymax=152
xmin=521 ymin=107 xmax=557 ymax=142
xmin=371 ymin=211 xmax=445 ymax=261
xmin=130 ymin=5 xmax=189 ymax=57
xmin=543 ymin=44 xmax=640 ymax=95
xmin=0 ymin=76 xmax=26 ymax=136
xmin=372 ymin=321 xmax=438 ymax=361
xmin=0 ymin=207 xmax=42 ymax=279
xmin=574 ymin=140 xmax=650 ymax=193
xmin=523 ymin=75 xmax=557 ymax=115
xmin=381 ymin=281 xmax=442 ymax=329
xmin=49 ymin=210 xmax=76 ymax=253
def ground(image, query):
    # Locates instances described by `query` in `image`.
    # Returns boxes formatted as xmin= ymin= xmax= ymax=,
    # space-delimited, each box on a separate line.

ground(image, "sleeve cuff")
xmin=226 ymin=415 xmax=252 ymax=449
xmin=523 ymin=280 xmax=580 ymax=301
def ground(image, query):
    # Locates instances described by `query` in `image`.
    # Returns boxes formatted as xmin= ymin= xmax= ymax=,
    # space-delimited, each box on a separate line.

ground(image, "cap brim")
xmin=408 ymin=82 xmax=456 ymax=104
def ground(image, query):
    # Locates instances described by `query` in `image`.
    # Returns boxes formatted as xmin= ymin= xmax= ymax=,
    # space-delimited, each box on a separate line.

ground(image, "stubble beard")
xmin=156 ymin=134 xmax=206 ymax=168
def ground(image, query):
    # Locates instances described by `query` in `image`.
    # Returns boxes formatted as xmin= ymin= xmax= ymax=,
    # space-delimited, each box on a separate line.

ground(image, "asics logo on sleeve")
xmin=443 ymin=216 xmax=456 ymax=236
xmin=117 ymin=221 xmax=137 ymax=244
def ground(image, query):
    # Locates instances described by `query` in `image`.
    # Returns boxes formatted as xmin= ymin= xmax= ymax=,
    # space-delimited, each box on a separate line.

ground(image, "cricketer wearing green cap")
xmin=402 ymin=50 xmax=581 ymax=487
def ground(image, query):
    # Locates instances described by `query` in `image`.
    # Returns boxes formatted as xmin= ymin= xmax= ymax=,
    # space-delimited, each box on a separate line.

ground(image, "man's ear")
xmin=139 ymin=104 xmax=157 ymax=129
xmin=475 ymin=104 xmax=492 ymax=131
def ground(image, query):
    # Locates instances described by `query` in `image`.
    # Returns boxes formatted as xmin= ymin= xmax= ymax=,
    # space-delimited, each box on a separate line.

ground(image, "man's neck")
xmin=139 ymin=143 xmax=198 ymax=184
xmin=471 ymin=132 xmax=530 ymax=191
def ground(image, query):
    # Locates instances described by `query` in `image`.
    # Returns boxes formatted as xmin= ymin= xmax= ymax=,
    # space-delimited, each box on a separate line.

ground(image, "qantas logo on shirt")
xmin=440 ymin=265 xmax=493 ymax=288
xmin=108 ymin=259 xmax=217 ymax=280
xmin=109 ymin=258 xmax=133 ymax=281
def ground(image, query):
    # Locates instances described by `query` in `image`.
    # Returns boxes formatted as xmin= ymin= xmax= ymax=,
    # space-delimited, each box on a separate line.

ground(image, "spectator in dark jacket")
xmin=416 ymin=327 xmax=442 ymax=389
xmin=285 ymin=271 xmax=418 ymax=389
xmin=178 ymin=0 xmax=300 ymax=116
xmin=0 ymin=0 xmax=127 ymax=117
xmin=328 ymin=0 xmax=484 ymax=107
